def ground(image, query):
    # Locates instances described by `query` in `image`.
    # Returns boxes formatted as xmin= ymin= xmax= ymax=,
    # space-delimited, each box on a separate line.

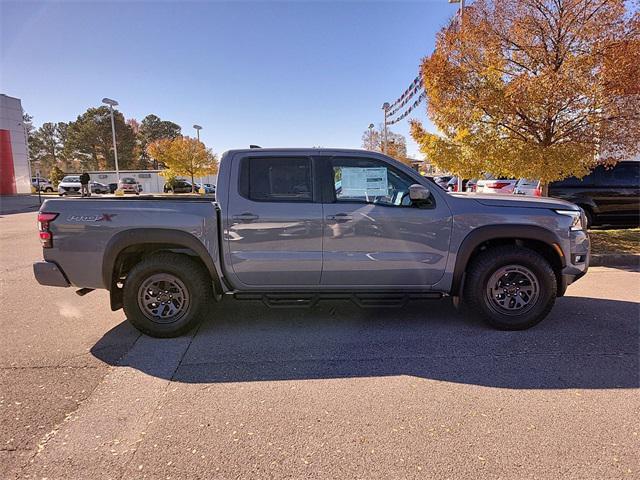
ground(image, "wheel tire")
xmin=45 ymin=187 xmax=53 ymax=192
xmin=463 ymin=245 xmax=557 ymax=330
xmin=123 ymin=252 xmax=212 ymax=337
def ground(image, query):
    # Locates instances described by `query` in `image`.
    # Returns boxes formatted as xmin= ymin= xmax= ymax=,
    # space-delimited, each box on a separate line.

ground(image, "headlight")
xmin=555 ymin=209 xmax=584 ymax=231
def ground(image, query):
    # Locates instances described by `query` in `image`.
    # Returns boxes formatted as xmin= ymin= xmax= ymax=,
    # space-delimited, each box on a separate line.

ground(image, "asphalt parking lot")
xmin=1 ymin=209 xmax=638 ymax=479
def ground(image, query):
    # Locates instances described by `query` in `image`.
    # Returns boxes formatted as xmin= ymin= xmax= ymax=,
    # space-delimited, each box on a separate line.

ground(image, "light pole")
xmin=382 ymin=103 xmax=390 ymax=153
xmin=367 ymin=123 xmax=374 ymax=150
xmin=101 ymin=97 xmax=121 ymax=193
xmin=193 ymin=124 xmax=202 ymax=142
xmin=449 ymin=0 xmax=466 ymax=191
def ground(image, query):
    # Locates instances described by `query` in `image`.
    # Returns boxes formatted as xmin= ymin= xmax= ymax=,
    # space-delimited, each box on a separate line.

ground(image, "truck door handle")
xmin=326 ymin=213 xmax=352 ymax=223
xmin=232 ymin=213 xmax=259 ymax=222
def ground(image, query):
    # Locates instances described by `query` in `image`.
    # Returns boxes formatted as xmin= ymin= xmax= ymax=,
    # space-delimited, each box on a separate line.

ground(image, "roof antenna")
xmin=249 ymin=144 xmax=262 ymax=149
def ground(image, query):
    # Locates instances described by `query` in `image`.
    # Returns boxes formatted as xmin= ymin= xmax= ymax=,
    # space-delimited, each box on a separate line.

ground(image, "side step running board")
xmin=233 ymin=291 xmax=442 ymax=309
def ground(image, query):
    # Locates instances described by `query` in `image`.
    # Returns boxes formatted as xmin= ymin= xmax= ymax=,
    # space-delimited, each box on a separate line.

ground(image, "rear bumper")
xmin=33 ymin=261 xmax=70 ymax=287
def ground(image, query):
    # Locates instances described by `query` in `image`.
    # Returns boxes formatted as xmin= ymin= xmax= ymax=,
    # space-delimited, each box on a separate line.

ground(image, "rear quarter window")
xmin=598 ymin=162 xmax=640 ymax=187
xmin=551 ymin=171 xmax=597 ymax=188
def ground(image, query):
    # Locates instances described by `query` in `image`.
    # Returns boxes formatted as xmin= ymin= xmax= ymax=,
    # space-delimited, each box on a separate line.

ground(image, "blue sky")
xmin=2 ymin=0 xmax=458 ymax=158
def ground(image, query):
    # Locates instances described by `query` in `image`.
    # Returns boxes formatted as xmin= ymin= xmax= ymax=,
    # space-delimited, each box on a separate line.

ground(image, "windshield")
xmin=120 ymin=178 xmax=137 ymax=184
xmin=62 ymin=176 xmax=80 ymax=182
xmin=516 ymin=179 xmax=539 ymax=187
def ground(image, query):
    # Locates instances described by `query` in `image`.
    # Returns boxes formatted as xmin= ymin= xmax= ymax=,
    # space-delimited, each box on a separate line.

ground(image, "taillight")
xmin=534 ymin=187 xmax=542 ymax=197
xmin=37 ymin=212 xmax=58 ymax=248
xmin=487 ymin=181 xmax=511 ymax=189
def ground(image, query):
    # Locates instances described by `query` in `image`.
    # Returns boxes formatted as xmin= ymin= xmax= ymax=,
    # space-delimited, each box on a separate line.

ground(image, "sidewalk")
xmin=0 ymin=195 xmax=43 ymax=215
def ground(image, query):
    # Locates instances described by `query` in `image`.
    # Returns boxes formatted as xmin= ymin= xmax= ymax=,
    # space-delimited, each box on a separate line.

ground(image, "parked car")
xmin=476 ymin=176 xmax=518 ymax=194
xmin=193 ymin=183 xmax=216 ymax=195
xmin=164 ymin=180 xmax=194 ymax=193
xmin=117 ymin=177 xmax=141 ymax=194
xmin=32 ymin=177 xmax=54 ymax=192
xmin=58 ymin=175 xmax=83 ymax=196
xmin=514 ymin=179 xmax=542 ymax=197
xmin=465 ymin=179 xmax=478 ymax=192
xmin=433 ymin=175 xmax=453 ymax=190
xmin=90 ymin=181 xmax=110 ymax=194
xmin=34 ymin=147 xmax=589 ymax=338
xmin=549 ymin=161 xmax=640 ymax=228
xmin=446 ymin=177 xmax=469 ymax=192
xmin=199 ymin=183 xmax=216 ymax=194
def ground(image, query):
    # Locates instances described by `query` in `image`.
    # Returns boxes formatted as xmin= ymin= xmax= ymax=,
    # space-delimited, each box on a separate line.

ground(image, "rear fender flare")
xmin=102 ymin=228 xmax=222 ymax=294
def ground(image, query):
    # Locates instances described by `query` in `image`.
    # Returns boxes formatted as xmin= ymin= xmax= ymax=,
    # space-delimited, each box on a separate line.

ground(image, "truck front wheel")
xmin=463 ymin=245 xmax=557 ymax=330
xmin=122 ymin=252 xmax=211 ymax=337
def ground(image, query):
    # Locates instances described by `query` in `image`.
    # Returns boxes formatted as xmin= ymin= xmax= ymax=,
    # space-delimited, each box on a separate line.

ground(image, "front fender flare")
xmin=451 ymin=224 xmax=566 ymax=296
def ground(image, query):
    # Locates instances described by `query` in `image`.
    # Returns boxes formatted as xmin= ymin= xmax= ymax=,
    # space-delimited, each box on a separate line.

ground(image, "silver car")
xmin=513 ymin=179 xmax=541 ymax=197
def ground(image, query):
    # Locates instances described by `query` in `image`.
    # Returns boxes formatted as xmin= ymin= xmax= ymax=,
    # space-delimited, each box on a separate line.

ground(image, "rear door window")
xmin=243 ymin=157 xmax=313 ymax=202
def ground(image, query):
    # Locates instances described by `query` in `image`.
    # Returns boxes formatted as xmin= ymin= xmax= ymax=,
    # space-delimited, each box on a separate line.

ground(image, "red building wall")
xmin=0 ymin=129 xmax=17 ymax=195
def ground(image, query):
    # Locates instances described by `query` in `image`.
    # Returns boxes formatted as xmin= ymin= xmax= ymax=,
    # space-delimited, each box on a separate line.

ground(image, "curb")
xmin=590 ymin=254 xmax=640 ymax=267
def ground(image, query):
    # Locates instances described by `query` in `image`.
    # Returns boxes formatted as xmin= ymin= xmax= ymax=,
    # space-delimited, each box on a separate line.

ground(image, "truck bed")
xmin=39 ymin=197 xmax=220 ymax=290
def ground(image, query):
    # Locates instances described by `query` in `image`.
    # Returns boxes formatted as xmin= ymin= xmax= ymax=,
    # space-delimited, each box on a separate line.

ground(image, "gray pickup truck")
xmin=34 ymin=148 xmax=590 ymax=337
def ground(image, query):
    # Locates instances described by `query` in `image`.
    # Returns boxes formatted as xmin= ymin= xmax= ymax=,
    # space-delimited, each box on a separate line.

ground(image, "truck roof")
xmin=223 ymin=147 xmax=382 ymax=156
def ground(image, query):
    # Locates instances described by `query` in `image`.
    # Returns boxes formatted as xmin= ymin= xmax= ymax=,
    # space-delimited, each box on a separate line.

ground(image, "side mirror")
xmin=409 ymin=184 xmax=431 ymax=202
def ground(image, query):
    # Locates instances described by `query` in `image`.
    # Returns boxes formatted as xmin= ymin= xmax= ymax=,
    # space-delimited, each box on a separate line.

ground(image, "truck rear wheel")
xmin=122 ymin=252 xmax=211 ymax=337
xmin=463 ymin=245 xmax=557 ymax=330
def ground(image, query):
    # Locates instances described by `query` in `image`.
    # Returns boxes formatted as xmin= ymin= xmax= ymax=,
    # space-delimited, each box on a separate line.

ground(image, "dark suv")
xmin=549 ymin=161 xmax=640 ymax=227
xmin=164 ymin=180 xmax=194 ymax=193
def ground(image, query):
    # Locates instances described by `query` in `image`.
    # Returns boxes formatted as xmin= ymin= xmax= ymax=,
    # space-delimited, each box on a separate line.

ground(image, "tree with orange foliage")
xmin=361 ymin=125 xmax=413 ymax=166
xmin=411 ymin=0 xmax=639 ymax=191
xmin=148 ymin=137 xmax=218 ymax=192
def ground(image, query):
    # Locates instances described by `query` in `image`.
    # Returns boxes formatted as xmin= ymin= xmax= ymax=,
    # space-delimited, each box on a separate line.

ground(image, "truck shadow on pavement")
xmin=91 ymin=295 xmax=639 ymax=389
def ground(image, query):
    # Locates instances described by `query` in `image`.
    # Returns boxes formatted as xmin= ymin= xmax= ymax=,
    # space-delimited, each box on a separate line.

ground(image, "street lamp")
xmin=381 ymin=103 xmax=390 ymax=153
xmin=367 ymin=123 xmax=375 ymax=150
xmin=193 ymin=124 xmax=203 ymax=142
xmin=101 ymin=97 xmax=121 ymax=192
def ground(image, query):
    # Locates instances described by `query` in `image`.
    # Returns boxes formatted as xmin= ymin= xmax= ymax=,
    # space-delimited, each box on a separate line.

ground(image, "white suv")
xmin=58 ymin=176 xmax=83 ymax=196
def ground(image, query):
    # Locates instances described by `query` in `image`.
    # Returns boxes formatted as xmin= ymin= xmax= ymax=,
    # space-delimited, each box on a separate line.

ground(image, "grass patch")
xmin=589 ymin=228 xmax=640 ymax=254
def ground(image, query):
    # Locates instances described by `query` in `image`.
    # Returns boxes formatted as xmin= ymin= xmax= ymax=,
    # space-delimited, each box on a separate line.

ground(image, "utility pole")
xmin=449 ymin=0 xmax=466 ymax=192
xmin=382 ymin=103 xmax=390 ymax=153
xmin=102 ymin=97 xmax=122 ymax=195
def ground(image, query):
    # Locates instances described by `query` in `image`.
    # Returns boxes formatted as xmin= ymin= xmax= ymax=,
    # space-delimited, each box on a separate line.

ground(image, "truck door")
xmin=594 ymin=162 xmax=640 ymax=225
xmin=320 ymin=156 xmax=452 ymax=287
xmin=226 ymin=155 xmax=323 ymax=286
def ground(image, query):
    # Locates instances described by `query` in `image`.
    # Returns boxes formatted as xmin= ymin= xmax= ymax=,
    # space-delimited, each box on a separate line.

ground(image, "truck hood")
xmin=450 ymin=193 xmax=579 ymax=210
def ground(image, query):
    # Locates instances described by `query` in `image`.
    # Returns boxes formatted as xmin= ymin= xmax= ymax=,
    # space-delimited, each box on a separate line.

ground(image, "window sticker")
xmin=339 ymin=167 xmax=388 ymax=197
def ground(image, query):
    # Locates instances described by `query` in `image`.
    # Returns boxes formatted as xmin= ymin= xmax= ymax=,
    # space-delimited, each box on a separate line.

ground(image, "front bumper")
xmin=558 ymin=230 xmax=590 ymax=296
xmin=33 ymin=261 xmax=70 ymax=287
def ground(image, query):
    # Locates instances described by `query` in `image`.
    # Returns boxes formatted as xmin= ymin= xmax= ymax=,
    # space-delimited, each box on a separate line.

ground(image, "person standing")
xmin=80 ymin=171 xmax=90 ymax=197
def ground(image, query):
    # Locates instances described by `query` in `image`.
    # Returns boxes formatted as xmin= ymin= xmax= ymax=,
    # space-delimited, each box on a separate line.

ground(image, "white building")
xmin=0 ymin=94 xmax=31 ymax=194
xmin=86 ymin=170 xmax=217 ymax=193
